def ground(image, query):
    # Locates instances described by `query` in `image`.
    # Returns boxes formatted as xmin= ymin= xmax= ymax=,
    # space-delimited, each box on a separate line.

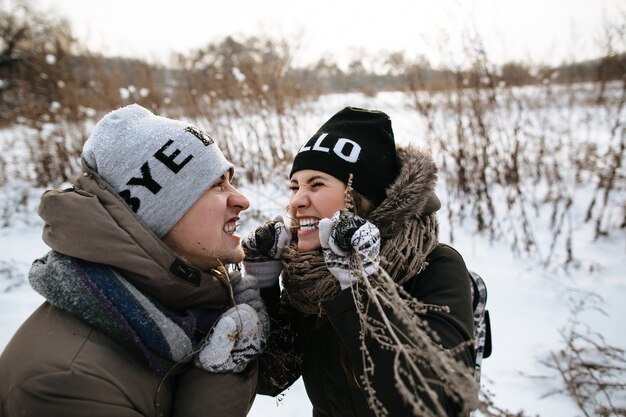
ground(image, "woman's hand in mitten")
xmin=318 ymin=211 xmax=380 ymax=290
xmin=242 ymin=217 xmax=291 ymax=289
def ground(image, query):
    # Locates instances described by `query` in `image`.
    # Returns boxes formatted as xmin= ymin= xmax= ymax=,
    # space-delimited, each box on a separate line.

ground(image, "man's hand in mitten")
xmin=229 ymin=270 xmax=269 ymax=335
xmin=242 ymin=218 xmax=291 ymax=288
xmin=197 ymin=303 xmax=266 ymax=373
xmin=229 ymin=271 xmax=262 ymax=310
xmin=318 ymin=211 xmax=381 ymax=290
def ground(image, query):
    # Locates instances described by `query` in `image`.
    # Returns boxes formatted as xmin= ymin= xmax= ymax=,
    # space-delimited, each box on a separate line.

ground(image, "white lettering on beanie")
xmin=82 ymin=104 xmax=233 ymax=237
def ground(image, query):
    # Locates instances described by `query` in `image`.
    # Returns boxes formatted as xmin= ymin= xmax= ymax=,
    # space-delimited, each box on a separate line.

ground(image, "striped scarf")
xmin=29 ymin=251 xmax=223 ymax=376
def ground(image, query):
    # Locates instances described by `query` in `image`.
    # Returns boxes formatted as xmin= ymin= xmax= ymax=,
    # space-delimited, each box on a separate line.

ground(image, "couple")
xmin=0 ymin=105 xmax=477 ymax=417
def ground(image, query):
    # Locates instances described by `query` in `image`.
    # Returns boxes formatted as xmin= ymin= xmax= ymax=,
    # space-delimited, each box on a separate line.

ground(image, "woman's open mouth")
xmin=299 ymin=217 xmax=319 ymax=231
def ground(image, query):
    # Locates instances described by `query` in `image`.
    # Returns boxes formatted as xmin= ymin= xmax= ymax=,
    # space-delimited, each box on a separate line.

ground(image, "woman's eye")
xmin=310 ymin=182 xmax=324 ymax=189
xmin=289 ymin=186 xmax=299 ymax=192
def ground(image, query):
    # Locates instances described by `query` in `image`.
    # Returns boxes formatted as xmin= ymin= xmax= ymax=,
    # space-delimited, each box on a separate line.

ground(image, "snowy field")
xmin=1 ymin=91 xmax=625 ymax=416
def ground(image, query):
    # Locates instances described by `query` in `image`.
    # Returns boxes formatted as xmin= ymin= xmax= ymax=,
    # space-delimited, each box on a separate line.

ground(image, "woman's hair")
xmin=351 ymin=189 xmax=375 ymax=218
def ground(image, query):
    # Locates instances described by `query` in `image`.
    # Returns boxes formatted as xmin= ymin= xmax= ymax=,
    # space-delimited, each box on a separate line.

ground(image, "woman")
xmin=244 ymin=107 xmax=478 ymax=417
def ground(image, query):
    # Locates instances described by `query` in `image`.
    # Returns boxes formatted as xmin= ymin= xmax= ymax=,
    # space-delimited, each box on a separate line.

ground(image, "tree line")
xmin=1 ymin=1 xmax=625 ymax=127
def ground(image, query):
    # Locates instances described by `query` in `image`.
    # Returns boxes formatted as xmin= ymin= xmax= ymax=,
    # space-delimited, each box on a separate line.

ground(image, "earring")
xmin=344 ymin=173 xmax=355 ymax=213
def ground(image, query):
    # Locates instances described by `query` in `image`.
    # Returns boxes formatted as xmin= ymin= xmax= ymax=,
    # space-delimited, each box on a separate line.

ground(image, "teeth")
xmin=299 ymin=218 xmax=319 ymax=231
xmin=224 ymin=222 xmax=238 ymax=235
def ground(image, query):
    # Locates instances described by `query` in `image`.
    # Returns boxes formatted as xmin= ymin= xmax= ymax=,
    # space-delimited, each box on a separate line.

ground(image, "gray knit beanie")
xmin=82 ymin=104 xmax=234 ymax=237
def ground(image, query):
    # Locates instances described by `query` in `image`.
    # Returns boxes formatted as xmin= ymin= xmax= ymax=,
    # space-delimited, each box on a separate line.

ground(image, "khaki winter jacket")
xmin=0 ymin=164 xmax=258 ymax=417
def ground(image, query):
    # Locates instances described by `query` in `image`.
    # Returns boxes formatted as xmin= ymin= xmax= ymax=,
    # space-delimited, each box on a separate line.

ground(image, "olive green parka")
xmin=0 ymin=164 xmax=258 ymax=417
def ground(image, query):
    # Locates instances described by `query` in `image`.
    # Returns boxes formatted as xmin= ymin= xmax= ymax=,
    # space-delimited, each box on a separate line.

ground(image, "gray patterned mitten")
xmin=230 ymin=271 xmax=264 ymax=312
xmin=196 ymin=303 xmax=265 ymax=373
xmin=319 ymin=211 xmax=381 ymax=290
xmin=242 ymin=218 xmax=291 ymax=288
xmin=230 ymin=270 xmax=270 ymax=348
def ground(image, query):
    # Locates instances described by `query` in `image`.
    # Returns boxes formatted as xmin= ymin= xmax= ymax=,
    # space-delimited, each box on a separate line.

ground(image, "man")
xmin=0 ymin=104 xmax=265 ymax=417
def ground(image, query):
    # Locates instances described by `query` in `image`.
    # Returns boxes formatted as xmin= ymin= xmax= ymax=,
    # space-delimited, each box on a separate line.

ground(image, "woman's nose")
xmin=289 ymin=188 xmax=308 ymax=211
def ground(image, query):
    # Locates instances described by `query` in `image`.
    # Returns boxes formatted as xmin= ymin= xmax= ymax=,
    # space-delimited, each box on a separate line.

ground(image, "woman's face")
xmin=289 ymin=169 xmax=346 ymax=252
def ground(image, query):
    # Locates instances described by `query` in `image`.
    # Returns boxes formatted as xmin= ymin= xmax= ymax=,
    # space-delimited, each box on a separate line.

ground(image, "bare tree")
xmin=0 ymin=0 xmax=79 ymax=125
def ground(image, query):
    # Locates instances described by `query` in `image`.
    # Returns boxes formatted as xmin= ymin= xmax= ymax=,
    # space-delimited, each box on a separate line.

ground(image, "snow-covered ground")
xmin=1 ymin=91 xmax=624 ymax=416
xmin=2 ymin=184 xmax=622 ymax=417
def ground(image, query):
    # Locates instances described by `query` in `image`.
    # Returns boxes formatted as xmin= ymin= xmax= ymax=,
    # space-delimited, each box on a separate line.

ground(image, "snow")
xmin=0 ymin=225 xmax=47 ymax=349
xmin=1 ymin=90 xmax=624 ymax=416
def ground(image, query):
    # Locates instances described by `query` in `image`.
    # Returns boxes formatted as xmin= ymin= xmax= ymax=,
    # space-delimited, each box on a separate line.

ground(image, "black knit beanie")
xmin=290 ymin=107 xmax=400 ymax=205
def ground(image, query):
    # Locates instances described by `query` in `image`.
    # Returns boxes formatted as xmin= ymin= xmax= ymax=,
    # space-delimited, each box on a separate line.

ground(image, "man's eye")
xmin=310 ymin=182 xmax=324 ymax=189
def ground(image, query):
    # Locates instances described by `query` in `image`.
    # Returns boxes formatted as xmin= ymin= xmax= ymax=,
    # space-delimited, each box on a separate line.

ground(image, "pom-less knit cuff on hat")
xmin=82 ymin=104 xmax=234 ymax=237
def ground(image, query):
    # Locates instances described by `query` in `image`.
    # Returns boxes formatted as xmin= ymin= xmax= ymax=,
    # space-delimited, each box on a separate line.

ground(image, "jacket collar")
xmin=37 ymin=162 xmax=229 ymax=312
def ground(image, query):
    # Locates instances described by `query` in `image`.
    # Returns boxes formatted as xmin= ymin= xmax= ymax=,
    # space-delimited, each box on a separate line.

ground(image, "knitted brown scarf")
xmin=281 ymin=212 xmax=439 ymax=315
xmin=282 ymin=145 xmax=441 ymax=315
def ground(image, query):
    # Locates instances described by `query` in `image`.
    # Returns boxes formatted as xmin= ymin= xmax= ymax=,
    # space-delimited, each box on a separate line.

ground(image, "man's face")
xmin=162 ymin=170 xmax=249 ymax=270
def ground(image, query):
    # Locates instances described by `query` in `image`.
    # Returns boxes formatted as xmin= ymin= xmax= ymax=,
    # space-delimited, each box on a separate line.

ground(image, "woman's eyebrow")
xmin=304 ymin=175 xmax=326 ymax=183
xmin=291 ymin=175 xmax=326 ymax=184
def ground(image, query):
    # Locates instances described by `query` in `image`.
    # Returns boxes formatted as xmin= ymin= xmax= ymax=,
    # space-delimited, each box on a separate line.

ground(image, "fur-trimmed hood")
xmin=369 ymin=145 xmax=440 ymax=241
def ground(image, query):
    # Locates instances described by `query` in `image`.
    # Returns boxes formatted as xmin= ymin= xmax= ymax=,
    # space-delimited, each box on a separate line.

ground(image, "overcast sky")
xmin=36 ymin=0 xmax=625 ymax=68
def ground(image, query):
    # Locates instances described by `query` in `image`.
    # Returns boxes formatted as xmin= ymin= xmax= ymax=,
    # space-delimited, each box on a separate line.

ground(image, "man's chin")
xmin=221 ymin=249 xmax=245 ymax=266
xmin=199 ymin=251 xmax=244 ymax=270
